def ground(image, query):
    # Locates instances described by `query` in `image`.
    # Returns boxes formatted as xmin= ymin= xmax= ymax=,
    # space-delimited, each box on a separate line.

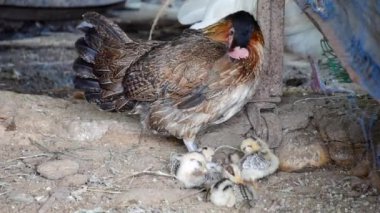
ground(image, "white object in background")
xmin=178 ymin=0 xmax=257 ymax=29
xmin=177 ymin=0 xmax=323 ymax=66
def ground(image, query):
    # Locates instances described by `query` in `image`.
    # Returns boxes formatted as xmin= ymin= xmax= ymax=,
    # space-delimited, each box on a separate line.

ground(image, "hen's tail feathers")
xmin=73 ymin=12 xmax=135 ymax=112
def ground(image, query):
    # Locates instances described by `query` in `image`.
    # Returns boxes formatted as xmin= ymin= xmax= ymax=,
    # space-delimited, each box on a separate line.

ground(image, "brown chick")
xmin=73 ymin=11 xmax=264 ymax=151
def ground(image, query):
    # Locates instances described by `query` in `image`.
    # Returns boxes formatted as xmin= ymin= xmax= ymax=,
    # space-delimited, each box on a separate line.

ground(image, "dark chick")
xmin=73 ymin=11 xmax=264 ymax=151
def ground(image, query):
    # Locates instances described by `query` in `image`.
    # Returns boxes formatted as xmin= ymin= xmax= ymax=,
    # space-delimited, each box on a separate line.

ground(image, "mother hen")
xmin=73 ymin=11 xmax=264 ymax=151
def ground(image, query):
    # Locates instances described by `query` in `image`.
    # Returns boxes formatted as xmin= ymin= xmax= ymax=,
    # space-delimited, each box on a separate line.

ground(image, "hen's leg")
xmin=184 ymin=138 xmax=198 ymax=152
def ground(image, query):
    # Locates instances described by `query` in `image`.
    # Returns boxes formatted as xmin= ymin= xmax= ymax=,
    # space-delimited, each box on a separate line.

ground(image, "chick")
xmin=239 ymin=137 xmax=279 ymax=183
xmin=173 ymin=152 xmax=208 ymax=188
xmin=209 ymin=178 xmax=255 ymax=208
xmin=197 ymin=146 xmax=215 ymax=162
xmin=204 ymin=161 xmax=224 ymax=189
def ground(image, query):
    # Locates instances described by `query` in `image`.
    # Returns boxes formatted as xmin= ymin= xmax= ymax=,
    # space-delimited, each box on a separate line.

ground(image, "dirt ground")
xmin=0 ymin=91 xmax=379 ymax=213
xmin=0 ymin=22 xmax=380 ymax=212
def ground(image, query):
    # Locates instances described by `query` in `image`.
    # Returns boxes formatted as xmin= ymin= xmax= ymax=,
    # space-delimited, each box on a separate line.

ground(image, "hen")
xmin=73 ymin=11 xmax=264 ymax=151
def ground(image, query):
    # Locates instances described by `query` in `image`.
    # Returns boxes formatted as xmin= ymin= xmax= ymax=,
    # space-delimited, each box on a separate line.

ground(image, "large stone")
xmin=37 ymin=159 xmax=79 ymax=180
xmin=278 ymin=131 xmax=330 ymax=172
xmin=327 ymin=141 xmax=356 ymax=167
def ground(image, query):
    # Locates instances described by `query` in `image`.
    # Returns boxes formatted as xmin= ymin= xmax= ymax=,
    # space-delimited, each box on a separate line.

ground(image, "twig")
xmin=38 ymin=193 xmax=56 ymax=213
xmin=214 ymin=145 xmax=244 ymax=153
xmin=127 ymin=170 xmax=174 ymax=179
xmin=170 ymin=189 xmax=205 ymax=203
xmin=29 ymin=138 xmax=52 ymax=153
xmin=86 ymin=188 xmax=123 ymax=194
xmin=0 ymin=191 xmax=10 ymax=196
xmin=148 ymin=0 xmax=172 ymax=40
xmin=118 ymin=166 xmax=174 ymax=182
xmin=6 ymin=153 xmax=51 ymax=163
xmin=292 ymin=94 xmax=354 ymax=105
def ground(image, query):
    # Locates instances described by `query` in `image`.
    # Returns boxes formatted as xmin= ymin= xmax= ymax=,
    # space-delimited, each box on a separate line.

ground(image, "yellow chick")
xmin=239 ymin=137 xmax=279 ymax=183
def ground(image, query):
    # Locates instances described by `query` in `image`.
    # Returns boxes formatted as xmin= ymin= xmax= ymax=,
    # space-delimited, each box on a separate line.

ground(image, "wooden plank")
xmin=253 ymin=0 xmax=284 ymax=102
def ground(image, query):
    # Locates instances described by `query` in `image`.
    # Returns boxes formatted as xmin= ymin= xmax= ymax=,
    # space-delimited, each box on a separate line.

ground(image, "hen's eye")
xmin=229 ymin=29 xmax=234 ymax=35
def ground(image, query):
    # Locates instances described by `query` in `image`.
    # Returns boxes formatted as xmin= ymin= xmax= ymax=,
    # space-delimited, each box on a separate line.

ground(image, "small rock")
xmin=37 ymin=159 xmax=79 ymax=180
xmin=60 ymin=174 xmax=87 ymax=186
xmin=278 ymin=132 xmax=330 ymax=172
xmin=8 ymin=192 xmax=34 ymax=204
xmin=328 ymin=142 xmax=355 ymax=167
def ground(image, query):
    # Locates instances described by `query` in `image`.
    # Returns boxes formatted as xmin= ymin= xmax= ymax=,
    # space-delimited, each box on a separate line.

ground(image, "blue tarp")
xmin=307 ymin=0 xmax=380 ymax=100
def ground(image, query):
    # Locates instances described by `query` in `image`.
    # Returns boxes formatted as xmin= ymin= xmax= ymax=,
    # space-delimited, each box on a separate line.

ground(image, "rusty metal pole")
xmin=247 ymin=0 xmax=285 ymax=148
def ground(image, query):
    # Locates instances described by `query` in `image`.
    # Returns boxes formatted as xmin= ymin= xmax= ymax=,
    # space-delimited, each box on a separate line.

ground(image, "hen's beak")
xmin=228 ymin=30 xmax=250 ymax=59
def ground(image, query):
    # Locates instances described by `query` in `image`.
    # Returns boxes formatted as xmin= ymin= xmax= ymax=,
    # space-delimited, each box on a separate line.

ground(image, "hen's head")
xmin=203 ymin=11 xmax=264 ymax=60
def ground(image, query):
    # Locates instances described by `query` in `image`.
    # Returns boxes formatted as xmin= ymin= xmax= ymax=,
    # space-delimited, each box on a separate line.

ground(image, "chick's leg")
xmin=184 ymin=138 xmax=198 ymax=152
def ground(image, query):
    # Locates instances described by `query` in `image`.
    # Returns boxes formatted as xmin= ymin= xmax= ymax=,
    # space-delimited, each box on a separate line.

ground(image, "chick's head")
xmin=240 ymin=137 xmax=269 ymax=154
xmin=198 ymin=146 xmax=215 ymax=162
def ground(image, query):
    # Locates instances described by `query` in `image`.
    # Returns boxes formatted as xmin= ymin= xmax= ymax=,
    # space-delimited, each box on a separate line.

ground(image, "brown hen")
xmin=73 ymin=11 xmax=264 ymax=151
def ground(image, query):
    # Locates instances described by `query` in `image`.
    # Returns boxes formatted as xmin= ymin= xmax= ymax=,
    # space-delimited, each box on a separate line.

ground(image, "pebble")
xmin=37 ymin=159 xmax=79 ymax=180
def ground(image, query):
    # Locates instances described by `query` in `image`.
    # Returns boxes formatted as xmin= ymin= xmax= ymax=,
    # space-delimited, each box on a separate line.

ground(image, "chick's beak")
xmin=250 ymin=143 xmax=261 ymax=152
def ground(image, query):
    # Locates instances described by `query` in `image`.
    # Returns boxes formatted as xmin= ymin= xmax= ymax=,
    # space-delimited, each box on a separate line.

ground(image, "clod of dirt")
xmin=278 ymin=132 xmax=330 ymax=172
xmin=37 ymin=159 xmax=79 ymax=180
xmin=60 ymin=174 xmax=88 ymax=187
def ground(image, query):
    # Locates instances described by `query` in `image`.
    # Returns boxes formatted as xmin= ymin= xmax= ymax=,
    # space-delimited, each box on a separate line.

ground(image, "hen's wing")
xmin=124 ymin=30 xmax=239 ymax=109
